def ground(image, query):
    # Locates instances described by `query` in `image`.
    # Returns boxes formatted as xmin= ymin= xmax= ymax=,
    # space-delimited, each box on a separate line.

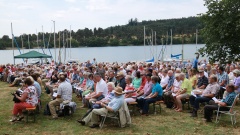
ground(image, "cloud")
xmin=17 ymin=5 xmax=34 ymax=10
xmin=0 ymin=0 xmax=207 ymax=37
xmin=65 ymin=0 xmax=76 ymax=3
xmin=85 ymin=0 xmax=111 ymax=11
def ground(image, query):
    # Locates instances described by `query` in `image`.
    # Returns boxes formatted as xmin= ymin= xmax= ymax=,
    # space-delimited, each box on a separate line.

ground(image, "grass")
xmin=0 ymin=81 xmax=239 ymax=135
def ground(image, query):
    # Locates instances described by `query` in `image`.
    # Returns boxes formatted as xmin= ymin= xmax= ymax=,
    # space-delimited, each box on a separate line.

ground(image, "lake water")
xmin=0 ymin=44 xmax=205 ymax=64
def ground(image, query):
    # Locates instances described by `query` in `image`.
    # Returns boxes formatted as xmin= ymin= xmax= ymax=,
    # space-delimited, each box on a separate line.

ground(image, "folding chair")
xmin=215 ymin=94 xmax=239 ymax=125
xmin=99 ymin=111 xmax=121 ymax=129
xmin=128 ymin=102 xmax=138 ymax=116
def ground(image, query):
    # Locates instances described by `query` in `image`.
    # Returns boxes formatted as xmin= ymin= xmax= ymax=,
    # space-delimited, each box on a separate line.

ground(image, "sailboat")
xmin=144 ymin=26 xmax=156 ymax=63
xmin=169 ymin=29 xmax=182 ymax=60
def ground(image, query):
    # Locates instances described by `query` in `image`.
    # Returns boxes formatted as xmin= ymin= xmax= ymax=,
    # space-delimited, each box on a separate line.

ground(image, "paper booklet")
xmin=191 ymin=91 xmax=197 ymax=97
xmin=53 ymin=92 xmax=58 ymax=97
xmin=212 ymin=97 xmax=218 ymax=102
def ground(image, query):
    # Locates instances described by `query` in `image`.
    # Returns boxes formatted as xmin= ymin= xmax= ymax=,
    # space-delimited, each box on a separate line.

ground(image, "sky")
xmin=0 ymin=0 xmax=207 ymax=37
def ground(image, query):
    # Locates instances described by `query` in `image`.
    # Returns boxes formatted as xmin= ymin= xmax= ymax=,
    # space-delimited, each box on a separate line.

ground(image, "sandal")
xmin=9 ymin=117 xmax=17 ymax=122
xmin=17 ymin=116 xmax=24 ymax=121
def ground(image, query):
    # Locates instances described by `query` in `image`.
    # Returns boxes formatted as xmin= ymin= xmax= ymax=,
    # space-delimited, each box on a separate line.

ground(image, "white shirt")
xmin=204 ymin=71 xmax=209 ymax=78
xmin=57 ymin=81 xmax=72 ymax=101
xmin=228 ymin=72 xmax=235 ymax=84
xmin=96 ymin=79 xmax=108 ymax=97
xmin=160 ymin=75 xmax=169 ymax=87
xmin=172 ymin=79 xmax=182 ymax=93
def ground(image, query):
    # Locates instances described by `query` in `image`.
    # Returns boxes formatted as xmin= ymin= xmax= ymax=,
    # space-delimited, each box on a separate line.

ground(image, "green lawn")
xmin=0 ymin=81 xmax=239 ymax=135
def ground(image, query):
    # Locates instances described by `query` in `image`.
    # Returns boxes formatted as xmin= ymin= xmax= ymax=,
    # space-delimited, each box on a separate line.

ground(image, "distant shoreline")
xmin=3 ymin=44 xmax=205 ymax=50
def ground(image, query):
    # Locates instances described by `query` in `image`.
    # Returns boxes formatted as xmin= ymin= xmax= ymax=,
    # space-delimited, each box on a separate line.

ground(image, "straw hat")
xmin=114 ymin=87 xmax=124 ymax=95
xmin=116 ymin=72 xmax=124 ymax=77
xmin=198 ymin=69 xmax=204 ymax=73
xmin=233 ymin=69 xmax=240 ymax=75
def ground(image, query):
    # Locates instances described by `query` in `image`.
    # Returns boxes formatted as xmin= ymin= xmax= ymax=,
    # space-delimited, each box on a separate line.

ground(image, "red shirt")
xmin=138 ymin=76 xmax=147 ymax=91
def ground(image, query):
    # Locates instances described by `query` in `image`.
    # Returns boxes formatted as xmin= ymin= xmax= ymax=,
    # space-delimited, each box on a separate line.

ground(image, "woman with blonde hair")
xmin=188 ymin=68 xmax=197 ymax=89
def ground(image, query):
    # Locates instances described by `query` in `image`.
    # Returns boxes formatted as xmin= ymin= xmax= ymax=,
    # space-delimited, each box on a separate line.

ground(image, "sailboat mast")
xmin=196 ymin=29 xmax=198 ymax=52
xmin=144 ymin=26 xmax=146 ymax=60
xmin=66 ymin=31 xmax=68 ymax=58
xmin=152 ymin=29 xmax=154 ymax=58
xmin=155 ymin=31 xmax=157 ymax=62
xmin=161 ymin=37 xmax=164 ymax=62
xmin=63 ymin=31 xmax=66 ymax=64
xmin=21 ymin=34 xmax=24 ymax=53
xmin=182 ymin=33 xmax=184 ymax=61
xmin=11 ymin=22 xmax=15 ymax=64
xmin=36 ymin=29 xmax=39 ymax=52
xmin=42 ymin=26 xmax=45 ymax=52
xmin=166 ymin=31 xmax=168 ymax=59
xmin=59 ymin=32 xmax=61 ymax=63
xmin=170 ymin=29 xmax=172 ymax=54
xmin=28 ymin=34 xmax=30 ymax=51
xmin=53 ymin=21 xmax=56 ymax=63
xmin=70 ymin=25 xmax=72 ymax=59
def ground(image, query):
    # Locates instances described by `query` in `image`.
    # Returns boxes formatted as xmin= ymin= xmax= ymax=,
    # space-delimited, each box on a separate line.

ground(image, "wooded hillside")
xmin=0 ymin=16 xmax=204 ymax=50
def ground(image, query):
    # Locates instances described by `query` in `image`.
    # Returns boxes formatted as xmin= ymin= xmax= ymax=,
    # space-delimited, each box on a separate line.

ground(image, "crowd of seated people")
xmin=1 ymin=57 xmax=239 ymax=126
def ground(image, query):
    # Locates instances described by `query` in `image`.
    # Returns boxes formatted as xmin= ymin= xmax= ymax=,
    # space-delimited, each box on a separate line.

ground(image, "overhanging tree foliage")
xmin=199 ymin=0 xmax=240 ymax=64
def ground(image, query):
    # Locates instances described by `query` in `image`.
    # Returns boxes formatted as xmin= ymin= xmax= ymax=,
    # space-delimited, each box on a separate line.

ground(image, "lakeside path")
xmin=0 ymin=81 xmax=239 ymax=135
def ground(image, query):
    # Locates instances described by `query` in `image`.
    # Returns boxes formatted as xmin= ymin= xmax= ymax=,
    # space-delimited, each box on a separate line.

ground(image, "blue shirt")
xmin=65 ymin=79 xmax=70 ymax=83
xmin=34 ymin=81 xmax=41 ymax=98
xmin=86 ymin=79 xmax=94 ymax=90
xmin=72 ymin=73 xmax=79 ymax=81
xmin=193 ymin=58 xmax=198 ymax=69
xmin=151 ymin=83 xmax=163 ymax=97
xmin=218 ymin=72 xmax=229 ymax=87
xmin=108 ymin=95 xmax=124 ymax=112
xmin=221 ymin=92 xmax=237 ymax=106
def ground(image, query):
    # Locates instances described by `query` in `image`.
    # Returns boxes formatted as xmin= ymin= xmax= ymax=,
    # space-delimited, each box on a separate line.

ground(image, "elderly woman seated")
xmin=124 ymin=75 xmax=137 ymax=103
xmin=173 ymin=73 xmax=192 ymax=112
xmin=10 ymin=77 xmax=38 ymax=122
xmin=138 ymin=76 xmax=163 ymax=116
xmin=159 ymin=69 xmax=169 ymax=89
xmin=92 ymin=82 xmax=115 ymax=109
xmin=163 ymin=73 xmax=182 ymax=108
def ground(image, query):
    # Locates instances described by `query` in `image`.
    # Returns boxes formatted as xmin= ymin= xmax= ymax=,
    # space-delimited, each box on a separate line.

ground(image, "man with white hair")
xmin=85 ymin=73 xmax=108 ymax=108
xmin=173 ymin=73 xmax=192 ymax=112
xmin=232 ymin=69 xmax=240 ymax=93
xmin=228 ymin=65 xmax=236 ymax=84
xmin=189 ymin=75 xmax=220 ymax=117
xmin=78 ymin=87 xmax=124 ymax=128
xmin=119 ymin=66 xmax=127 ymax=76
xmin=48 ymin=74 xmax=72 ymax=119
xmin=199 ymin=66 xmax=208 ymax=78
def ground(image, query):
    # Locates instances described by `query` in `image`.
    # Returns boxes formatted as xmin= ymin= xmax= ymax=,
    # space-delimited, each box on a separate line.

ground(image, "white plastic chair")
xmin=215 ymin=94 xmax=239 ymax=125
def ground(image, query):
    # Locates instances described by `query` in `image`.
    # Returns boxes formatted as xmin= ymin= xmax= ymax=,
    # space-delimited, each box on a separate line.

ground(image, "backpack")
xmin=166 ymin=101 xmax=174 ymax=108
xmin=58 ymin=105 xmax=71 ymax=117
xmin=45 ymin=87 xmax=50 ymax=94
xmin=58 ymin=101 xmax=77 ymax=117
xmin=43 ymin=104 xmax=51 ymax=115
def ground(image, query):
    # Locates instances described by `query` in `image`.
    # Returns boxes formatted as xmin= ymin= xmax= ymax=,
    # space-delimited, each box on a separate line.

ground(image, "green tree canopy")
xmin=199 ymin=0 xmax=240 ymax=64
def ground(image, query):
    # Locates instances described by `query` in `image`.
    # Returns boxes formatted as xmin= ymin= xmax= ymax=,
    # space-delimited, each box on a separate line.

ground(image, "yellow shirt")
xmin=181 ymin=78 xmax=192 ymax=95
xmin=189 ymin=75 xmax=197 ymax=89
